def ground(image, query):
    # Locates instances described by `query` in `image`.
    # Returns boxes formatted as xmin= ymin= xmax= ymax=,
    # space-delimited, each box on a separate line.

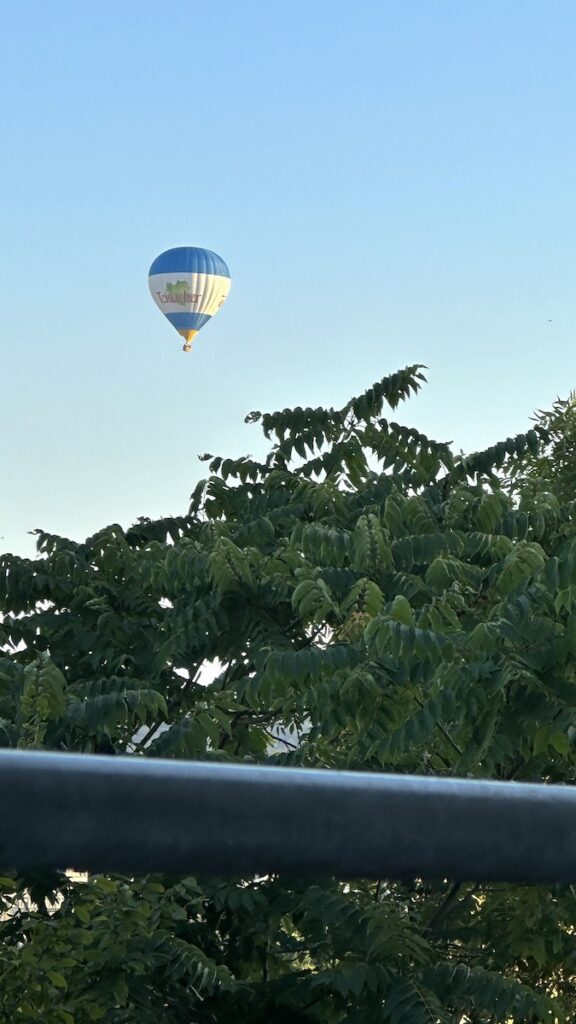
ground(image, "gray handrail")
xmin=1 ymin=750 xmax=574 ymax=882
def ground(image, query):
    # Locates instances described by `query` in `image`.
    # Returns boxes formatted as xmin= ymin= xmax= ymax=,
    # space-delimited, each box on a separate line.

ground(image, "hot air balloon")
xmin=148 ymin=246 xmax=231 ymax=352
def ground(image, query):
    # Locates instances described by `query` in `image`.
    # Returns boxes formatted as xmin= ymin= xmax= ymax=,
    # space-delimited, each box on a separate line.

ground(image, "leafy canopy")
xmin=0 ymin=365 xmax=575 ymax=1023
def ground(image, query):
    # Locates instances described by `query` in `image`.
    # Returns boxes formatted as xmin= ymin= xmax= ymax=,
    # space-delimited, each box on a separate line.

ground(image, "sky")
xmin=2 ymin=1 xmax=576 ymax=558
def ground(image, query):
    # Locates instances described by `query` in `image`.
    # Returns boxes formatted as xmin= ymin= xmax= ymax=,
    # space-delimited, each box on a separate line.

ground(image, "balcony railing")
xmin=1 ymin=749 xmax=575 ymax=883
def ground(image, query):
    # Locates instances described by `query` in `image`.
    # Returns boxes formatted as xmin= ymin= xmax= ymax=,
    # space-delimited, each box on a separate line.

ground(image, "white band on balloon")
xmin=148 ymin=272 xmax=231 ymax=317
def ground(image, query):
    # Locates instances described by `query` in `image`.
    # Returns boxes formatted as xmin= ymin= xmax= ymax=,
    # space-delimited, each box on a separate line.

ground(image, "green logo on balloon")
xmin=166 ymin=280 xmax=189 ymax=301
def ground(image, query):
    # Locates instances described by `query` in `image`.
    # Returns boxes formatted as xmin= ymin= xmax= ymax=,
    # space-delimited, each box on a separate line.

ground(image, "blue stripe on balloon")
xmin=149 ymin=247 xmax=230 ymax=278
xmin=164 ymin=312 xmax=212 ymax=330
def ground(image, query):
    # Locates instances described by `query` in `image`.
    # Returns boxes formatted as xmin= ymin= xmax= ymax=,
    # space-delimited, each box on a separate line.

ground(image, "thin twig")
xmin=424 ymin=881 xmax=463 ymax=936
xmin=414 ymin=696 xmax=463 ymax=757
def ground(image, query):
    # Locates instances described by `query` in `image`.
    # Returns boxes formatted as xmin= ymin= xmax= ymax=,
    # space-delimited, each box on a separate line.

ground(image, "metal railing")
xmin=2 ymin=750 xmax=575 ymax=883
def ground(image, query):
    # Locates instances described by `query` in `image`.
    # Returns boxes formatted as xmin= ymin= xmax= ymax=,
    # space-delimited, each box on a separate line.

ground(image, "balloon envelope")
xmin=148 ymin=247 xmax=231 ymax=351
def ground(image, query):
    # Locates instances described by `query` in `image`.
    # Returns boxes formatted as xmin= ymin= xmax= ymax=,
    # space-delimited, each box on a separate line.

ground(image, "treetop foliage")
xmin=0 ymin=365 xmax=575 ymax=1022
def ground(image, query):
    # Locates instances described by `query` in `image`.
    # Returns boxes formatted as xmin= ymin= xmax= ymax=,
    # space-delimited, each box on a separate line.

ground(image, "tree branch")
xmin=424 ymin=881 xmax=463 ymax=936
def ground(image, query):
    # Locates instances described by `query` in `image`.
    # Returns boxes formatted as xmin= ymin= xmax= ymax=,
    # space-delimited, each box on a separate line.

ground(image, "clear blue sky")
xmin=2 ymin=1 xmax=576 ymax=557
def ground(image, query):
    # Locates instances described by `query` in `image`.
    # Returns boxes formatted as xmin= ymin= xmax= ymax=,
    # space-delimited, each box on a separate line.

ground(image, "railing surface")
xmin=1 ymin=750 xmax=574 ymax=882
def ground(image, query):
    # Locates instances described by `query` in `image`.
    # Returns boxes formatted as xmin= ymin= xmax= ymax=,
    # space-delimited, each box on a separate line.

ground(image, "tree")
xmin=0 ymin=364 xmax=575 ymax=1023
xmin=508 ymin=392 xmax=576 ymax=510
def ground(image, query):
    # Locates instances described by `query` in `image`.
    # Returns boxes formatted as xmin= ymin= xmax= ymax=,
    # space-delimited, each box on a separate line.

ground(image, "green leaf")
xmin=48 ymin=971 xmax=67 ymax=989
xmin=533 ymin=725 xmax=550 ymax=756
xmin=389 ymin=595 xmax=414 ymax=626
xmin=112 ymin=976 xmax=129 ymax=1005
xmin=550 ymin=732 xmax=570 ymax=755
